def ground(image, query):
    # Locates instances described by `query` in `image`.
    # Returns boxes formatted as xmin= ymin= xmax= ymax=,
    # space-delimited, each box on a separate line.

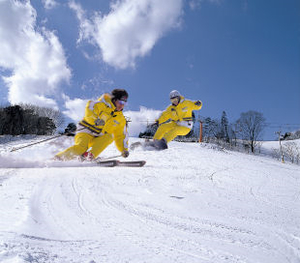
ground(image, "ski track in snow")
xmin=0 ymin=137 xmax=299 ymax=263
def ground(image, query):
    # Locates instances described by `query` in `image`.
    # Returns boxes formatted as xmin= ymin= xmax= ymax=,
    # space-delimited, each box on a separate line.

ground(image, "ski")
xmin=96 ymin=160 xmax=119 ymax=167
xmin=96 ymin=160 xmax=146 ymax=167
xmin=117 ymin=160 xmax=146 ymax=167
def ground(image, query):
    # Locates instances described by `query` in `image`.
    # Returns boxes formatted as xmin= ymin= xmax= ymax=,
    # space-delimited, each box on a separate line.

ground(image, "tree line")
xmin=201 ymin=110 xmax=266 ymax=153
xmin=0 ymin=104 xmax=63 ymax=135
xmin=140 ymin=110 xmax=267 ymax=153
xmin=140 ymin=109 xmax=300 ymax=159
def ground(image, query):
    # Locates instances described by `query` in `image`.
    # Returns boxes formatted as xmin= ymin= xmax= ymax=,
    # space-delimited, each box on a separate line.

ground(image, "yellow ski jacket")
xmin=157 ymin=96 xmax=202 ymax=125
xmin=79 ymin=93 xmax=128 ymax=152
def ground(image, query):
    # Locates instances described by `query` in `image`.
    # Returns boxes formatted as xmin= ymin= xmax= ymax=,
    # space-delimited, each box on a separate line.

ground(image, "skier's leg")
xmin=89 ymin=133 xmax=114 ymax=158
xmin=163 ymin=125 xmax=191 ymax=143
xmin=55 ymin=133 xmax=93 ymax=160
xmin=153 ymin=122 xmax=176 ymax=140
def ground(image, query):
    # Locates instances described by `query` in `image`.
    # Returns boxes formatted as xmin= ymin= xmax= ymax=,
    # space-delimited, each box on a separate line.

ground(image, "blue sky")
xmin=0 ymin=0 xmax=299 ymax=140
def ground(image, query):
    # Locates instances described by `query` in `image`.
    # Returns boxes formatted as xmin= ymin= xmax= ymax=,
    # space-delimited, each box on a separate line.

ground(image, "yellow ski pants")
xmin=55 ymin=132 xmax=113 ymax=160
xmin=153 ymin=122 xmax=191 ymax=143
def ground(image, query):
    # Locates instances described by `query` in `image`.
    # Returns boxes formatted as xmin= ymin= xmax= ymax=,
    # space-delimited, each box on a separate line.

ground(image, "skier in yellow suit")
xmin=55 ymin=89 xmax=129 ymax=161
xmin=153 ymin=90 xmax=202 ymax=148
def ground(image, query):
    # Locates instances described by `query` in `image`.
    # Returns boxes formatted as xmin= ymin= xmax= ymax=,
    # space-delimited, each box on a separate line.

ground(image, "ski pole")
xmin=10 ymin=133 xmax=66 ymax=152
xmin=10 ymin=127 xmax=85 ymax=152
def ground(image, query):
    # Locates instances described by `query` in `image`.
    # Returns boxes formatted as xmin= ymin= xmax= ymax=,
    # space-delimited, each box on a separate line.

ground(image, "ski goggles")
xmin=118 ymin=98 xmax=127 ymax=105
xmin=170 ymin=97 xmax=179 ymax=103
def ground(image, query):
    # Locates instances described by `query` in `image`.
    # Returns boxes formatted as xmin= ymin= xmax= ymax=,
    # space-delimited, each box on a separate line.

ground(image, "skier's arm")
xmin=83 ymin=100 xmax=106 ymax=124
xmin=113 ymin=121 xmax=129 ymax=154
xmin=157 ymin=106 xmax=172 ymax=124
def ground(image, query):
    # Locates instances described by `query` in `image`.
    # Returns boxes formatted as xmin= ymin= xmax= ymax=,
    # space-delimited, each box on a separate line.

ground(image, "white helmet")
xmin=169 ymin=90 xmax=181 ymax=99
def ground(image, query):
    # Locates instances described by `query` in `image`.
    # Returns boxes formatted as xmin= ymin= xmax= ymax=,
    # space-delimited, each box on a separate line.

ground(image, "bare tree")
xmin=283 ymin=142 xmax=300 ymax=164
xmin=20 ymin=103 xmax=64 ymax=129
xmin=0 ymin=104 xmax=58 ymax=135
xmin=235 ymin=111 xmax=266 ymax=153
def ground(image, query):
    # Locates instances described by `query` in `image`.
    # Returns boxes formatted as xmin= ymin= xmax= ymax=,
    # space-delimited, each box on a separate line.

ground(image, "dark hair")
xmin=111 ymin=89 xmax=128 ymax=101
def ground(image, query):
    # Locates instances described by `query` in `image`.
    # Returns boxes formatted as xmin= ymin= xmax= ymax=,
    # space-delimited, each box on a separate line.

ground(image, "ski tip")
xmin=138 ymin=160 xmax=146 ymax=167
xmin=135 ymin=160 xmax=146 ymax=167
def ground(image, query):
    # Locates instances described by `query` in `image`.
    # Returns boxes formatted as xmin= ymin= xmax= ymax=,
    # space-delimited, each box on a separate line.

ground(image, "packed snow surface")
xmin=0 ymin=136 xmax=299 ymax=263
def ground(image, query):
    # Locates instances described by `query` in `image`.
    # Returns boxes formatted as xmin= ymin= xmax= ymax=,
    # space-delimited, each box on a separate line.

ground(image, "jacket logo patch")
xmin=95 ymin=118 xmax=105 ymax=126
xmin=182 ymin=107 xmax=188 ymax=112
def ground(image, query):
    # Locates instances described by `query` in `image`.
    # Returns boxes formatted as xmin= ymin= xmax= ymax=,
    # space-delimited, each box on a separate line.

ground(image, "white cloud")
xmin=189 ymin=0 xmax=201 ymax=10
xmin=70 ymin=0 xmax=183 ymax=69
xmin=0 ymin=0 xmax=71 ymax=109
xmin=68 ymin=1 xmax=96 ymax=44
xmin=42 ymin=0 xmax=58 ymax=10
xmin=62 ymin=95 xmax=87 ymax=122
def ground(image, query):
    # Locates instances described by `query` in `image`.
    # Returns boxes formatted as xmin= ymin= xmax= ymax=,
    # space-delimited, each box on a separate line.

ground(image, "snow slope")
xmin=0 ymin=137 xmax=299 ymax=263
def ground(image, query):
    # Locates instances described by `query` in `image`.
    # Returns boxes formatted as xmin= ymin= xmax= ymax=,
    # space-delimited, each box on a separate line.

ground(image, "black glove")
xmin=195 ymin=100 xmax=202 ymax=106
xmin=122 ymin=150 xmax=129 ymax=158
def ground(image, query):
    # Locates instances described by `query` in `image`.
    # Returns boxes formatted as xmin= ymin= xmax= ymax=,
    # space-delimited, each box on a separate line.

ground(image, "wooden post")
xmin=199 ymin=121 xmax=203 ymax=143
xmin=275 ymin=131 xmax=285 ymax=163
